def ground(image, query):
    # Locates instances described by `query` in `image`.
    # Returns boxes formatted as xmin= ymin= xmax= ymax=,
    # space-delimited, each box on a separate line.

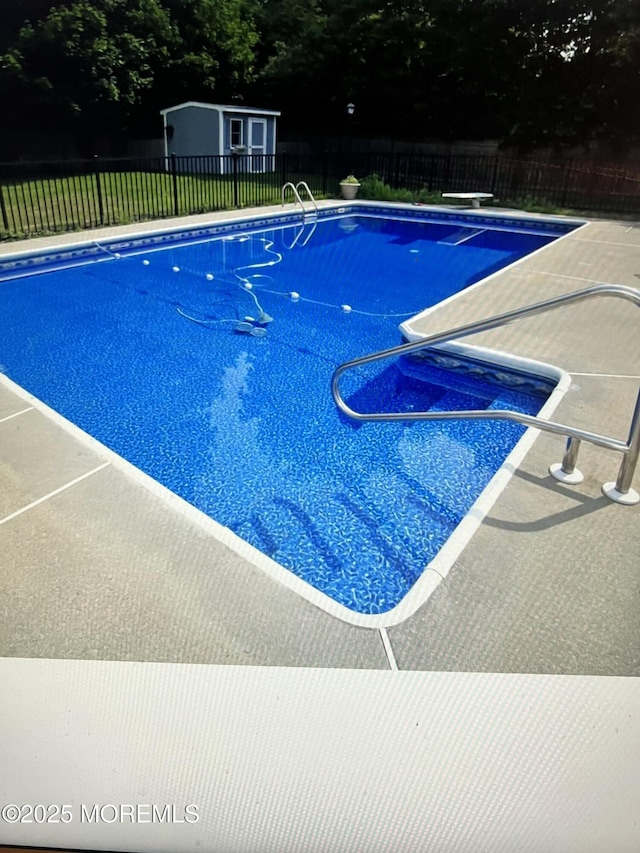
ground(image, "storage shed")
xmin=160 ymin=102 xmax=280 ymax=172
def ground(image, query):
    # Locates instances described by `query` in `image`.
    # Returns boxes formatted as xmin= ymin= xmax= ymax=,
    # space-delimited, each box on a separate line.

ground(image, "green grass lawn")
xmin=0 ymin=168 xmax=329 ymax=240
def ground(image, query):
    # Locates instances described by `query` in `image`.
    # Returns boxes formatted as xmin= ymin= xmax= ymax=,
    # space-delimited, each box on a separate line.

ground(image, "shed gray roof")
xmin=160 ymin=101 xmax=281 ymax=117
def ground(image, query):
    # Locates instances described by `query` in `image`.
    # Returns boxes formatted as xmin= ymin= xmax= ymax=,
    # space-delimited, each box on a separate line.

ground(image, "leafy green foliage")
xmin=0 ymin=0 xmax=259 ymax=152
xmin=357 ymin=174 xmax=577 ymax=215
xmin=252 ymin=0 xmax=640 ymax=146
xmin=358 ymin=174 xmax=426 ymax=203
xmin=154 ymin=0 xmax=258 ymax=104
xmin=2 ymin=1 xmax=174 ymax=112
xmin=0 ymin=0 xmax=638 ymax=156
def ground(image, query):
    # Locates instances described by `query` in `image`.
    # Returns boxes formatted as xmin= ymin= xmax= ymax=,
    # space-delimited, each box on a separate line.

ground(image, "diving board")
xmin=441 ymin=192 xmax=494 ymax=208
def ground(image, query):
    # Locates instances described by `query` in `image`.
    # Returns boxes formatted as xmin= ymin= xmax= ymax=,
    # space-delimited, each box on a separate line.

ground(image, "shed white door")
xmin=248 ymin=118 xmax=267 ymax=172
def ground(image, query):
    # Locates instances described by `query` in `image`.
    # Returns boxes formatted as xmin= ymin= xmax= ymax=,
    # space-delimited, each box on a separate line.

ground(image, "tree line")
xmin=0 ymin=0 xmax=638 ymax=158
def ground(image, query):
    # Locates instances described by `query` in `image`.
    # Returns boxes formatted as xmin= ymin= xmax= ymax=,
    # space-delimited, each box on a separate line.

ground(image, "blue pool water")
xmin=0 ymin=211 xmax=570 ymax=614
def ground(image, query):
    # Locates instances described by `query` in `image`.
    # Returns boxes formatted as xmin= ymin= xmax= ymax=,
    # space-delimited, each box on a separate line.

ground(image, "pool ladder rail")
xmin=281 ymin=181 xmax=318 ymax=248
xmin=332 ymin=284 xmax=640 ymax=505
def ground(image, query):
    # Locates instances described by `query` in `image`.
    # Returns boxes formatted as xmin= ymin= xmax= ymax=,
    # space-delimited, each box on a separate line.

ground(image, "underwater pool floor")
xmin=1 ymin=203 xmax=639 ymax=674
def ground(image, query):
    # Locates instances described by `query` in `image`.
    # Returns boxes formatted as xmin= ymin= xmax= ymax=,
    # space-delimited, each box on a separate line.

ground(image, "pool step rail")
xmin=281 ymin=181 xmax=319 ymax=248
xmin=282 ymin=181 xmax=318 ymax=223
xmin=332 ymin=284 xmax=640 ymax=505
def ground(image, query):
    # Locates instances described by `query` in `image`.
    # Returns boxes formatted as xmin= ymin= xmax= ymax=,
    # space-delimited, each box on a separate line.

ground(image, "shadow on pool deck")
xmin=1 ymin=204 xmax=638 ymax=674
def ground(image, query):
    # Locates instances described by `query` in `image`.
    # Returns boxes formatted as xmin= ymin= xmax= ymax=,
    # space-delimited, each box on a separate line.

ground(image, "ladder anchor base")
xmin=549 ymin=463 xmax=584 ymax=485
xmin=601 ymin=482 xmax=640 ymax=505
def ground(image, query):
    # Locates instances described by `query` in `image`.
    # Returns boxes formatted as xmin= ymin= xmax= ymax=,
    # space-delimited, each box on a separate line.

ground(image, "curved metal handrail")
xmin=281 ymin=181 xmax=319 ymax=249
xmin=281 ymin=181 xmax=318 ymax=220
xmin=281 ymin=181 xmax=305 ymax=212
xmin=332 ymin=284 xmax=640 ymax=502
xmin=295 ymin=181 xmax=319 ymax=219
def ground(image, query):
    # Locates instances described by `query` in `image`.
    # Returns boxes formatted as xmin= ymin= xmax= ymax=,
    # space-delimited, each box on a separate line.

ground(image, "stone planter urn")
xmin=339 ymin=176 xmax=361 ymax=200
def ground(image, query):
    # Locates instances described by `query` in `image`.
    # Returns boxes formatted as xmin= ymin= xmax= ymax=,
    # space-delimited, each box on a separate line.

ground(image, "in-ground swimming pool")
xmin=0 ymin=205 xmax=579 ymax=620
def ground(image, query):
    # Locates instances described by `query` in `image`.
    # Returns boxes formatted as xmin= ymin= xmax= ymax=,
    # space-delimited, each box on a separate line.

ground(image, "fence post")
xmin=171 ymin=153 xmax=179 ymax=217
xmin=490 ymin=155 xmax=499 ymax=195
xmin=0 ymin=180 xmax=9 ymax=233
xmin=561 ymin=158 xmax=574 ymax=207
xmin=232 ymin=152 xmax=239 ymax=207
xmin=280 ymin=151 xmax=287 ymax=189
xmin=322 ymin=151 xmax=327 ymax=196
xmin=393 ymin=152 xmax=401 ymax=188
xmin=445 ymin=152 xmax=453 ymax=188
xmin=93 ymin=155 xmax=105 ymax=225
xmin=427 ymin=154 xmax=436 ymax=192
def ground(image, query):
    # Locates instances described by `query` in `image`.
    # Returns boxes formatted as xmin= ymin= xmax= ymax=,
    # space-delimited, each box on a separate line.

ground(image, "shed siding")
xmin=167 ymin=106 xmax=219 ymax=157
xmin=266 ymin=118 xmax=275 ymax=155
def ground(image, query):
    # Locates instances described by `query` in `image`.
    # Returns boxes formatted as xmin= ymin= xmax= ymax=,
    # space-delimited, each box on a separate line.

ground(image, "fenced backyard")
xmin=1 ymin=151 xmax=639 ymax=240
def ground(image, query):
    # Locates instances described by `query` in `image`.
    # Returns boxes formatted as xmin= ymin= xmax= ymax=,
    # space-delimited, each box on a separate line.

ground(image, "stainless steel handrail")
xmin=281 ymin=181 xmax=318 ymax=221
xmin=281 ymin=181 xmax=305 ymax=212
xmin=331 ymin=284 xmax=640 ymax=503
xmin=295 ymin=181 xmax=319 ymax=219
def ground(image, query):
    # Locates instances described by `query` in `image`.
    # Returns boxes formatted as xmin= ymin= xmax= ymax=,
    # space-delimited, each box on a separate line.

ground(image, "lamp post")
xmin=347 ymin=102 xmax=355 ymax=171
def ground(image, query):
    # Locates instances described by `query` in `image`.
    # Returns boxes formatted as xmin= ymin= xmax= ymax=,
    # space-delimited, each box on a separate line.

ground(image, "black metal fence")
xmin=0 ymin=153 xmax=328 ymax=239
xmin=1 ymin=151 xmax=639 ymax=240
xmin=348 ymin=151 xmax=640 ymax=216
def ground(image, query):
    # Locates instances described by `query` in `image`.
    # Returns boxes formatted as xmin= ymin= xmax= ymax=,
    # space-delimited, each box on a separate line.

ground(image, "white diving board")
xmin=441 ymin=192 xmax=494 ymax=208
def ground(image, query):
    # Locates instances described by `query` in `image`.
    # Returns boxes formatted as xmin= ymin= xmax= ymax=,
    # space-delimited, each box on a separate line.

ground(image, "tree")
xmin=252 ymin=0 xmax=640 ymax=147
xmin=1 ymin=0 xmax=176 ymax=152
xmin=1 ymin=0 xmax=637 ymax=157
xmin=501 ymin=0 xmax=635 ymax=148
xmin=0 ymin=0 xmax=259 ymax=153
xmin=8 ymin=2 xmax=174 ymax=111
xmin=586 ymin=0 xmax=640 ymax=143
xmin=146 ymin=0 xmax=259 ymax=118
xmin=0 ymin=1 xmax=60 ymax=49
xmin=251 ymin=0 xmax=526 ymax=139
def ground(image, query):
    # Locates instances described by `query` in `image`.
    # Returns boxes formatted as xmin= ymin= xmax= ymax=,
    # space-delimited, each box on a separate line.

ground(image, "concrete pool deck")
xmin=1 ymin=203 xmax=638 ymax=674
